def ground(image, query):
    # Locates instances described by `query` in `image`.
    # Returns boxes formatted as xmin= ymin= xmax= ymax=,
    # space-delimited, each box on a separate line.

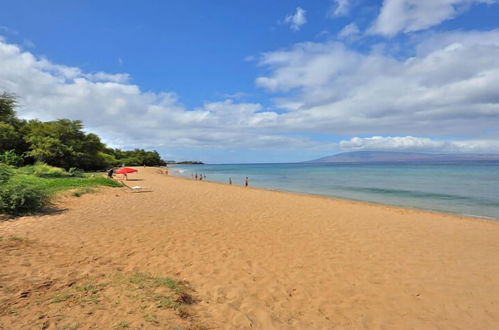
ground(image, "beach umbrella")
xmin=115 ymin=167 xmax=138 ymax=174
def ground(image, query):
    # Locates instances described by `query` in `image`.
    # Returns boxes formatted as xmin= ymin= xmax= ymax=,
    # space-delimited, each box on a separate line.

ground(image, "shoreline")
xmin=171 ymin=173 xmax=499 ymax=223
xmin=1 ymin=167 xmax=498 ymax=329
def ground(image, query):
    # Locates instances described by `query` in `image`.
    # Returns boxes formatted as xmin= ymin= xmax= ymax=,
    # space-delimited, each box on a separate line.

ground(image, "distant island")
xmin=166 ymin=160 xmax=204 ymax=165
xmin=307 ymin=151 xmax=499 ymax=163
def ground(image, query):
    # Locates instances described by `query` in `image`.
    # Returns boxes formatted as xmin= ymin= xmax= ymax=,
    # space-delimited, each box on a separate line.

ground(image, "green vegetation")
xmin=9 ymin=235 xmax=25 ymax=241
xmin=0 ymin=92 xmax=166 ymax=170
xmin=0 ymin=181 xmax=50 ymax=215
xmin=0 ymin=163 xmax=121 ymax=216
xmin=43 ymin=272 xmax=197 ymax=329
xmin=0 ymin=163 xmax=13 ymax=183
xmin=0 ymin=91 xmax=161 ymax=216
xmin=114 ymin=321 xmax=130 ymax=329
xmin=51 ymin=281 xmax=106 ymax=305
xmin=72 ymin=187 xmax=96 ymax=197
xmin=127 ymin=272 xmax=195 ymax=309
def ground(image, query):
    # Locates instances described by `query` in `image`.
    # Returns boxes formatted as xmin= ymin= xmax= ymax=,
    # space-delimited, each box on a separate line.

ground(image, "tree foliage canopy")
xmin=0 ymin=93 xmax=166 ymax=170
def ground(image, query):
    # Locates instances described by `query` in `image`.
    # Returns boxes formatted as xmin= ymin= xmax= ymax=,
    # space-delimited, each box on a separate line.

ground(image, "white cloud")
xmin=255 ymin=30 xmax=499 ymax=138
xmin=329 ymin=0 xmax=352 ymax=17
xmin=2 ymin=28 xmax=499 ymax=159
xmin=340 ymin=136 xmax=499 ymax=153
xmin=284 ymin=7 xmax=307 ymax=31
xmin=0 ymin=39 xmax=303 ymax=152
xmin=338 ymin=23 xmax=360 ymax=39
xmin=370 ymin=0 xmax=499 ymax=36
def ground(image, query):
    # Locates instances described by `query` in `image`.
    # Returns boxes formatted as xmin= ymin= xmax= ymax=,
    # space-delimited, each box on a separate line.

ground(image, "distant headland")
xmin=306 ymin=151 xmax=499 ymax=163
xmin=166 ymin=160 xmax=204 ymax=165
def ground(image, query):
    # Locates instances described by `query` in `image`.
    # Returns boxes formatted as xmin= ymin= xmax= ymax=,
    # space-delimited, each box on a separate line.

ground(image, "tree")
xmin=23 ymin=119 xmax=107 ymax=169
xmin=0 ymin=93 xmax=27 ymax=156
xmin=0 ymin=150 xmax=24 ymax=167
xmin=0 ymin=92 xmax=17 ymax=124
xmin=0 ymin=91 xmax=167 ymax=170
xmin=0 ymin=122 xmax=21 ymax=153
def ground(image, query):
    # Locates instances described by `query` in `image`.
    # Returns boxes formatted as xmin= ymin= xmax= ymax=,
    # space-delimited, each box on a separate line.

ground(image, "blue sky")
xmin=1 ymin=0 xmax=499 ymax=163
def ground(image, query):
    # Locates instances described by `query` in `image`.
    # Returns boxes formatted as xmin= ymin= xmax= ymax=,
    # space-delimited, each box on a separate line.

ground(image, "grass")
xmin=0 ymin=235 xmax=26 ymax=243
xmin=17 ymin=272 xmax=199 ymax=329
xmin=51 ymin=291 xmax=75 ymax=304
xmin=128 ymin=272 xmax=185 ymax=296
xmin=49 ymin=273 xmax=194 ymax=312
xmin=114 ymin=321 xmax=130 ymax=329
xmin=9 ymin=235 xmax=25 ymax=241
xmin=9 ymin=174 xmax=121 ymax=194
xmin=126 ymin=272 xmax=195 ymax=319
xmin=144 ymin=314 xmax=160 ymax=325
xmin=0 ymin=163 xmax=122 ymax=216
xmin=72 ymin=187 xmax=96 ymax=197
xmin=51 ymin=281 xmax=106 ymax=305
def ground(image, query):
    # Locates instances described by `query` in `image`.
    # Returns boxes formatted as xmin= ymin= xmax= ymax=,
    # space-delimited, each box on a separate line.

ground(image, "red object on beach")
xmin=115 ymin=167 xmax=138 ymax=174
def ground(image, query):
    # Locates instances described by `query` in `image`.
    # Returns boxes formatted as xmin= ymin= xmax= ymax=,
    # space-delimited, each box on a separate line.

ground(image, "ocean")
xmin=169 ymin=162 xmax=499 ymax=220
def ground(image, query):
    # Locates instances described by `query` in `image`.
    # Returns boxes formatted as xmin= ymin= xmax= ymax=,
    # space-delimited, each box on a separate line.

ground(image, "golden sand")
xmin=1 ymin=167 xmax=498 ymax=329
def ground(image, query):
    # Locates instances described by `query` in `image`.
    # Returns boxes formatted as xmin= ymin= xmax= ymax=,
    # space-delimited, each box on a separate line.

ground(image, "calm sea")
xmin=169 ymin=162 xmax=499 ymax=220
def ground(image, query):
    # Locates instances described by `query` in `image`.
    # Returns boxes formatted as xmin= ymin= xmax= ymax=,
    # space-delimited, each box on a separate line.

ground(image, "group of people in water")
xmin=193 ymin=173 xmax=207 ymax=181
xmin=193 ymin=173 xmax=249 ymax=187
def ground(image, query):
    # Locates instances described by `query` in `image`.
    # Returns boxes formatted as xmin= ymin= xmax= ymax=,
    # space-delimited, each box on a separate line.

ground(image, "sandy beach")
xmin=1 ymin=167 xmax=498 ymax=329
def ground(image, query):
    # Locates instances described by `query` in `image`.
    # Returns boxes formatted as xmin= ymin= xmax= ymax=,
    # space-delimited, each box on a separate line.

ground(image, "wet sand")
xmin=1 ymin=167 xmax=498 ymax=329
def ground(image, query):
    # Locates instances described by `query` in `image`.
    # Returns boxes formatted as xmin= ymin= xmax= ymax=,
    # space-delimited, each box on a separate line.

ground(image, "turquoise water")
xmin=169 ymin=162 xmax=499 ymax=220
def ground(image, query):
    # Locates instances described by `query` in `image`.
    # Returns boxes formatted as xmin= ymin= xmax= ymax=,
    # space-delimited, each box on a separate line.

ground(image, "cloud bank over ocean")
xmin=1 ymin=1 xmax=499 ymax=162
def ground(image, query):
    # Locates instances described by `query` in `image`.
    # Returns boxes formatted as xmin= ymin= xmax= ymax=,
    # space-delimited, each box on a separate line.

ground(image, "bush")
xmin=68 ymin=167 xmax=84 ymax=177
xmin=0 ymin=182 xmax=50 ymax=215
xmin=18 ymin=162 xmax=72 ymax=178
xmin=0 ymin=163 xmax=14 ymax=184
xmin=0 ymin=150 xmax=24 ymax=167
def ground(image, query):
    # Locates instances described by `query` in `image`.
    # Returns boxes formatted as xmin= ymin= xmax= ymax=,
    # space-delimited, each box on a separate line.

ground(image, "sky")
xmin=1 ymin=0 xmax=499 ymax=163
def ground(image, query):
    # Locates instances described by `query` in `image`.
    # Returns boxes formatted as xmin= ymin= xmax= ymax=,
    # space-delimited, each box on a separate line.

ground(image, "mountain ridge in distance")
xmin=307 ymin=151 xmax=499 ymax=163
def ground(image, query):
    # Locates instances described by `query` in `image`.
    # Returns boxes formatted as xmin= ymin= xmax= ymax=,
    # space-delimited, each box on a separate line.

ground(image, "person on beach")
xmin=245 ymin=176 xmax=248 ymax=187
xmin=195 ymin=173 xmax=198 ymax=180
xmin=107 ymin=168 xmax=114 ymax=178
xmin=229 ymin=177 xmax=232 ymax=185
xmin=199 ymin=174 xmax=203 ymax=181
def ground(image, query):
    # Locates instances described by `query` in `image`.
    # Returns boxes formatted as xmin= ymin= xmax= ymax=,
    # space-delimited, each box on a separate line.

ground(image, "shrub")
xmin=0 ymin=163 xmax=14 ymax=184
xmin=18 ymin=162 xmax=71 ymax=178
xmin=0 ymin=182 xmax=50 ymax=215
xmin=68 ymin=167 xmax=84 ymax=177
xmin=0 ymin=150 xmax=24 ymax=167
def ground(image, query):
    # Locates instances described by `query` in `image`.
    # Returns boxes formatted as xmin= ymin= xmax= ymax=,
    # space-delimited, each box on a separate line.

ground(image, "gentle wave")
xmin=335 ymin=186 xmax=499 ymax=206
xmin=169 ymin=162 xmax=499 ymax=220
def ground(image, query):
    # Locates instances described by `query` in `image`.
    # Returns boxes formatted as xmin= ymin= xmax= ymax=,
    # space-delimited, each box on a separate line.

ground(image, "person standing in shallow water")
xmin=229 ymin=177 xmax=232 ymax=185
xmin=244 ymin=177 xmax=248 ymax=187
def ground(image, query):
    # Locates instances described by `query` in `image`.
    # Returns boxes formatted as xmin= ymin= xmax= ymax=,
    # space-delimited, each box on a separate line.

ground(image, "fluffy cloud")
xmin=2 ymin=27 xmax=499 ymax=159
xmin=255 ymin=30 xmax=499 ymax=138
xmin=338 ymin=23 xmax=360 ymax=39
xmin=329 ymin=0 xmax=352 ymax=17
xmin=340 ymin=136 xmax=499 ymax=153
xmin=284 ymin=7 xmax=307 ymax=31
xmin=0 ymin=39 xmax=302 ymax=152
xmin=370 ymin=0 xmax=499 ymax=36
